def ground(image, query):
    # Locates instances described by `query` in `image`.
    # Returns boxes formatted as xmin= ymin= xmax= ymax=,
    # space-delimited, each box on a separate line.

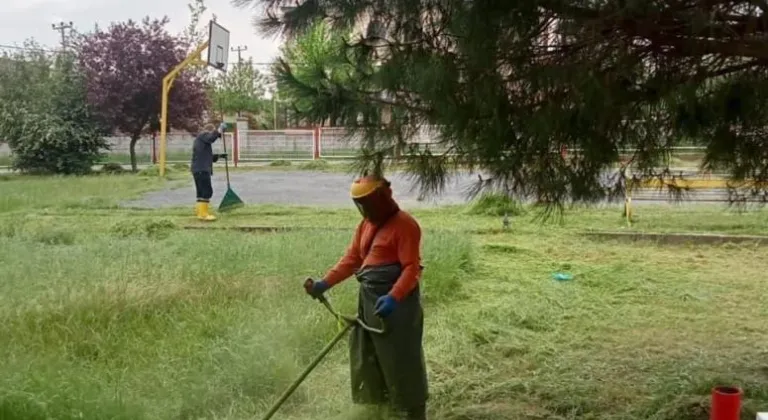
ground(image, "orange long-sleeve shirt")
xmin=324 ymin=210 xmax=422 ymax=301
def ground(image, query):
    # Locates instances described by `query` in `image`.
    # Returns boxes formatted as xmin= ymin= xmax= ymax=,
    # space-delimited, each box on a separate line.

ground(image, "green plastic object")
xmin=217 ymin=127 xmax=244 ymax=212
xmin=552 ymin=272 xmax=573 ymax=281
xmin=219 ymin=187 xmax=244 ymax=212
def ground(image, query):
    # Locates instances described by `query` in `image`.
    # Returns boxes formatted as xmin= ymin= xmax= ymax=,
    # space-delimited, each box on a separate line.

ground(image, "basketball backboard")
xmin=207 ymin=20 xmax=230 ymax=72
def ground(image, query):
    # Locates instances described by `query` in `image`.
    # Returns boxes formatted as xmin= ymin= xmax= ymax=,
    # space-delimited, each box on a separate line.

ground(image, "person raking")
xmin=304 ymin=175 xmax=429 ymax=419
xmin=190 ymin=122 xmax=227 ymax=221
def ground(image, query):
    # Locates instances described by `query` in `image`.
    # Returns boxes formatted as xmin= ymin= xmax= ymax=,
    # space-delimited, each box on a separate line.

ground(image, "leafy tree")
xmin=241 ymin=0 xmax=768 ymax=209
xmin=182 ymin=0 xmax=214 ymax=88
xmin=182 ymin=0 xmax=208 ymax=47
xmin=208 ymin=59 xmax=270 ymax=121
xmin=0 ymin=42 xmax=52 ymax=109
xmin=76 ymin=17 xmax=209 ymax=171
xmin=0 ymin=44 xmax=106 ymax=174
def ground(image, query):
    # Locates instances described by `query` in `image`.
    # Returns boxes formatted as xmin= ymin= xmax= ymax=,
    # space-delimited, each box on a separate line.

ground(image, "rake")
xmin=217 ymin=123 xmax=244 ymax=212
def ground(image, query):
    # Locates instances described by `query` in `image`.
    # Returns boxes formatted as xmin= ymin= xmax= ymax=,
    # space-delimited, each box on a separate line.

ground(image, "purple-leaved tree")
xmin=77 ymin=17 xmax=209 ymax=171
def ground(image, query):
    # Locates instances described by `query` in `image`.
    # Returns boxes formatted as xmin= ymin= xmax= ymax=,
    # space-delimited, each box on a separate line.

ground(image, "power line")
xmin=0 ymin=43 xmax=275 ymax=62
xmin=0 ymin=43 xmax=58 ymax=53
xmin=0 ymin=45 xmax=278 ymax=65
xmin=0 ymin=48 xmax=330 ymax=69
xmin=0 ymin=43 xmax=302 ymax=68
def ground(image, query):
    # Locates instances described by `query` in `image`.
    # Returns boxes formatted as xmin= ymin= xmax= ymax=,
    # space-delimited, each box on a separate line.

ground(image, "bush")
xmin=0 ymin=111 xmax=107 ymax=175
xmin=0 ymin=53 xmax=107 ymax=175
xmin=468 ymin=192 xmax=525 ymax=216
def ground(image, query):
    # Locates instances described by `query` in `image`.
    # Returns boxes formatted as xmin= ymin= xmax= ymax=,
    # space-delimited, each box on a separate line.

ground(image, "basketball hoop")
xmin=159 ymin=19 xmax=231 ymax=177
xmin=207 ymin=20 xmax=230 ymax=72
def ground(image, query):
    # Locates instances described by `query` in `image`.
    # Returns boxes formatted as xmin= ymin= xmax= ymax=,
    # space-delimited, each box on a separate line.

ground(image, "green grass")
xmin=0 ymin=173 xmax=186 ymax=214
xmin=98 ymin=152 xmax=187 ymax=166
xmin=1 ymin=175 xmax=768 ymax=419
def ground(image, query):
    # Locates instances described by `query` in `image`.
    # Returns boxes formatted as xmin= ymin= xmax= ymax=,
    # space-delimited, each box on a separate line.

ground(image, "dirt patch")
xmin=584 ymin=231 xmax=768 ymax=246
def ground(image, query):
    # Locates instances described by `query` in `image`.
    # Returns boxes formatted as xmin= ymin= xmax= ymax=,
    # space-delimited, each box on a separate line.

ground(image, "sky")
xmin=1 ymin=0 xmax=283 ymax=69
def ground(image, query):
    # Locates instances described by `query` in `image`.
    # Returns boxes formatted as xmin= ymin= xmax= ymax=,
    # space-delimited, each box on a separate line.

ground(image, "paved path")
xmin=123 ymin=170 xmax=740 ymax=209
xmin=125 ymin=171 xmax=477 ymax=209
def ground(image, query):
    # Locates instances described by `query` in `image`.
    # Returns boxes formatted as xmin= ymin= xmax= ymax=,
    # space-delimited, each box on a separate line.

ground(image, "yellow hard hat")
xmin=350 ymin=176 xmax=385 ymax=199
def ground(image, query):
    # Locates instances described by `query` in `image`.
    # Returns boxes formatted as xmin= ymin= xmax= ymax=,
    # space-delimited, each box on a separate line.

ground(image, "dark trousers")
xmin=193 ymin=171 xmax=213 ymax=202
xmin=351 ymin=265 xmax=428 ymax=416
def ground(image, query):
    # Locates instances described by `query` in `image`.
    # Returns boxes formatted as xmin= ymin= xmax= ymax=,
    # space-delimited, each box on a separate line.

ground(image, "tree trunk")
xmin=129 ymin=135 xmax=139 ymax=172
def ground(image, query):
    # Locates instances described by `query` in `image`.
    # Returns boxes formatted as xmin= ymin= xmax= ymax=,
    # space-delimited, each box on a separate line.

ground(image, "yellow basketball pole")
xmin=159 ymin=40 xmax=209 ymax=177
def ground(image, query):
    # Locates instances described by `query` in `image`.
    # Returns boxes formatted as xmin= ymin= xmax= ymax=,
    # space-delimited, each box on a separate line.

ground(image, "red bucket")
xmin=710 ymin=386 xmax=742 ymax=420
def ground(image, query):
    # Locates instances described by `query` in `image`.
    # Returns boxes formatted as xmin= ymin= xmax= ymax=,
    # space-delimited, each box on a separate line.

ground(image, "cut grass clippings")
xmin=1 ymin=175 xmax=768 ymax=419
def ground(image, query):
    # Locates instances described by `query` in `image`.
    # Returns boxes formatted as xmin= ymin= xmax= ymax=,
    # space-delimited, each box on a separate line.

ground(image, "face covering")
xmin=353 ymin=185 xmax=399 ymax=225
xmin=354 ymin=200 xmax=366 ymax=217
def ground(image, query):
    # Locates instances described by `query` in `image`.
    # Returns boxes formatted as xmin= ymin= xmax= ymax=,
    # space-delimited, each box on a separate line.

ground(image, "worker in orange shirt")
xmin=304 ymin=175 xmax=428 ymax=419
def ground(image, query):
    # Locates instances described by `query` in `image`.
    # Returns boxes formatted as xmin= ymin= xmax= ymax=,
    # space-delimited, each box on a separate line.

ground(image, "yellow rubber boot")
xmin=194 ymin=202 xmax=202 ymax=218
xmin=198 ymin=201 xmax=217 ymax=221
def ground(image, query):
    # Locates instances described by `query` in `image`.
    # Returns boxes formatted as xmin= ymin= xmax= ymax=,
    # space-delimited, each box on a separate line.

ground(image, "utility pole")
xmin=51 ymin=21 xmax=74 ymax=50
xmin=230 ymin=45 xmax=248 ymax=118
xmin=231 ymin=45 xmax=247 ymax=64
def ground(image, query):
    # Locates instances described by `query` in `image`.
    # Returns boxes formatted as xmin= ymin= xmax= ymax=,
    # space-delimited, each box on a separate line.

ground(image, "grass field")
xmin=1 ymin=173 xmax=768 ymax=420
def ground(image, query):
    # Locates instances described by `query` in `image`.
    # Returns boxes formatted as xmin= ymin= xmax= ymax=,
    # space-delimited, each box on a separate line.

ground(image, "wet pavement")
xmin=122 ymin=170 xmax=737 ymax=209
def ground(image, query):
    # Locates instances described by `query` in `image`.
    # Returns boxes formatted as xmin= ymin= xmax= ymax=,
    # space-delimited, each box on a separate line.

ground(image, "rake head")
xmin=218 ymin=187 xmax=245 ymax=212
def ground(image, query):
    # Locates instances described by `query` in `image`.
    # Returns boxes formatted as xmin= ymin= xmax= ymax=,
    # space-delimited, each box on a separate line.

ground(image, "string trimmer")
xmin=259 ymin=279 xmax=386 ymax=420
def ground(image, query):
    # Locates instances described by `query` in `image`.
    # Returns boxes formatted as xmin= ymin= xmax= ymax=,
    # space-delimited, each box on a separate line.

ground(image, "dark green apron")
xmin=349 ymin=263 xmax=429 ymax=413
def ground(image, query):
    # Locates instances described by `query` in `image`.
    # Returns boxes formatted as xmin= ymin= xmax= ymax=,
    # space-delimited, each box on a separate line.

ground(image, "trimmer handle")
xmin=303 ymin=277 xmax=386 ymax=335
xmin=304 ymin=278 xmax=326 ymax=302
xmin=303 ymin=278 xmax=314 ymax=296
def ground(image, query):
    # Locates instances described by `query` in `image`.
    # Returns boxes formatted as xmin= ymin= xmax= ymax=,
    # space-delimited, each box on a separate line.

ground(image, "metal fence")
xmin=102 ymin=133 xmax=198 ymax=165
xmin=317 ymin=127 xmax=359 ymax=159
xmin=237 ymin=129 xmax=315 ymax=162
xmin=316 ymin=125 xmax=452 ymax=159
xmin=0 ymin=127 xmax=708 ymax=168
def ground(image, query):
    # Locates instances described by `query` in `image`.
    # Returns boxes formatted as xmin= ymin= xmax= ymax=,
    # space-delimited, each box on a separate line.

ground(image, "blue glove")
xmin=374 ymin=294 xmax=397 ymax=318
xmin=304 ymin=278 xmax=330 ymax=299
